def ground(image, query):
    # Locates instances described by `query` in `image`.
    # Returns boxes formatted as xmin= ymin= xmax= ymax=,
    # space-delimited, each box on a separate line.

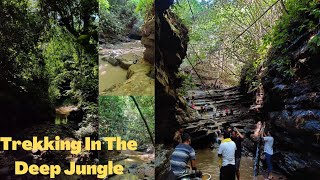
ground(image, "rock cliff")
xmin=155 ymin=10 xmax=188 ymax=144
xmin=252 ymin=28 xmax=320 ymax=179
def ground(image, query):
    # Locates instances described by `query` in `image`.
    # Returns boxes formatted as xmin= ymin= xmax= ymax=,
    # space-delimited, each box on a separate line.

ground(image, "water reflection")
xmin=196 ymin=148 xmax=254 ymax=180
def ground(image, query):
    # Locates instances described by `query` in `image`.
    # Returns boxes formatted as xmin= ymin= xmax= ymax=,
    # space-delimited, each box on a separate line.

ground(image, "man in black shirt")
xmin=231 ymin=127 xmax=245 ymax=180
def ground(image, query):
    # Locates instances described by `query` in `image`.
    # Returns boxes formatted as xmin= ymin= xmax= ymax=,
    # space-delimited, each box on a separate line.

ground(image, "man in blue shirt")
xmin=170 ymin=133 xmax=201 ymax=178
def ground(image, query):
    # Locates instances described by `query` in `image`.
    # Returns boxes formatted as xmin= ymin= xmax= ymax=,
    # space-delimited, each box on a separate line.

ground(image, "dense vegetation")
xmin=99 ymin=96 xmax=155 ymax=145
xmin=0 ymin=0 xmax=98 ymax=136
xmin=243 ymin=0 xmax=320 ymax=90
xmin=172 ymin=0 xmax=320 ymax=92
xmin=99 ymin=0 xmax=153 ymax=41
xmin=172 ymin=0 xmax=284 ymax=89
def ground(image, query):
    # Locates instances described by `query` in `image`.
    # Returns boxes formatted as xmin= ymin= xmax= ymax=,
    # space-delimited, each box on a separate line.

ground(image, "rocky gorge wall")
xmin=253 ymin=29 xmax=320 ymax=179
xmin=154 ymin=9 xmax=189 ymax=180
xmin=155 ymin=10 xmax=188 ymax=144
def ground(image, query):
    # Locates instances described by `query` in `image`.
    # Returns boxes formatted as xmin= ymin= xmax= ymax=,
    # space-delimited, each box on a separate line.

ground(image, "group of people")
xmin=215 ymin=108 xmax=234 ymax=118
xmin=199 ymin=104 xmax=210 ymax=114
xmin=186 ymin=94 xmax=196 ymax=110
xmin=251 ymin=121 xmax=274 ymax=180
xmin=217 ymin=127 xmax=244 ymax=180
xmin=170 ymin=122 xmax=274 ymax=180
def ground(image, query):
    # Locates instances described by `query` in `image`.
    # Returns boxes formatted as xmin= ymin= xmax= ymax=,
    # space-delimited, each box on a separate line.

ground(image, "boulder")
xmin=155 ymin=145 xmax=174 ymax=180
xmin=116 ymin=52 xmax=142 ymax=69
xmin=100 ymin=56 xmax=119 ymax=66
xmin=141 ymin=18 xmax=155 ymax=64
xmin=101 ymin=62 xmax=154 ymax=96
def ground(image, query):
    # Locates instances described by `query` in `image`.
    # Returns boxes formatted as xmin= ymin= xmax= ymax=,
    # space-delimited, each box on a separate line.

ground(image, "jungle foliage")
xmin=99 ymin=0 xmax=153 ymax=41
xmin=0 ymin=0 xmax=98 ymax=136
xmin=245 ymin=0 xmax=320 ymax=85
xmin=172 ymin=0 xmax=284 ymax=87
xmin=172 ymin=0 xmax=320 ymax=91
xmin=99 ymin=96 xmax=155 ymax=145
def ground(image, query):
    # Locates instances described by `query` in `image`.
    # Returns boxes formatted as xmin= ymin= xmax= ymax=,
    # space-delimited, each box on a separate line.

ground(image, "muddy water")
xmin=99 ymin=59 xmax=127 ymax=93
xmin=109 ymin=155 xmax=147 ymax=180
xmin=196 ymin=148 xmax=254 ymax=180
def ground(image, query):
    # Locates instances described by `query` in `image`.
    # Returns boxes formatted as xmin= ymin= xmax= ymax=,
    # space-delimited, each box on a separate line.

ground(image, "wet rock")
xmin=148 ymin=68 xmax=155 ymax=79
xmin=155 ymin=145 xmax=174 ymax=180
xmin=102 ymin=62 xmax=154 ymax=96
xmin=101 ymin=56 xmax=119 ymax=66
xmin=155 ymin=9 xmax=189 ymax=144
xmin=136 ymin=163 xmax=155 ymax=178
xmin=116 ymin=52 xmax=142 ymax=69
xmin=137 ymin=144 xmax=155 ymax=154
xmin=141 ymin=18 xmax=155 ymax=64
xmin=128 ymin=19 xmax=143 ymax=40
xmin=242 ymin=138 xmax=256 ymax=153
xmin=124 ymin=160 xmax=155 ymax=179
xmin=276 ymin=151 xmax=320 ymax=179
xmin=126 ymin=62 xmax=152 ymax=79
xmin=128 ymin=163 xmax=138 ymax=173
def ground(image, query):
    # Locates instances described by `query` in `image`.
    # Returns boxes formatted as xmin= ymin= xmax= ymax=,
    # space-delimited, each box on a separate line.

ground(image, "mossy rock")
xmin=116 ymin=52 xmax=143 ymax=69
xmin=102 ymin=62 xmax=155 ymax=96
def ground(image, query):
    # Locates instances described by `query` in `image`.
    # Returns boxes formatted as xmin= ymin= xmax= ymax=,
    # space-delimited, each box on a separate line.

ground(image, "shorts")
xmin=235 ymin=157 xmax=241 ymax=171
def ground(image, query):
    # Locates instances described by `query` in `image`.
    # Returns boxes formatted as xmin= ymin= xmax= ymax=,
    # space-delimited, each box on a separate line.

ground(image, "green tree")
xmin=99 ymin=96 xmax=155 ymax=145
xmin=0 ymin=0 xmax=99 ymax=137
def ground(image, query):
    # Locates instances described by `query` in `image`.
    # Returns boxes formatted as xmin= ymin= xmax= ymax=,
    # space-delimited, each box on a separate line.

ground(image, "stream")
xmin=109 ymin=150 xmax=155 ymax=180
xmin=110 ymin=156 xmax=145 ymax=180
xmin=99 ymin=59 xmax=127 ymax=93
xmin=99 ymin=40 xmax=145 ymax=95
xmin=196 ymin=148 xmax=287 ymax=180
xmin=196 ymin=149 xmax=254 ymax=180
xmin=176 ymin=88 xmax=287 ymax=180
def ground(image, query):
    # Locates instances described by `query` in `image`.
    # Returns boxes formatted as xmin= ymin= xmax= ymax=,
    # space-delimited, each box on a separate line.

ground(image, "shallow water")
xmin=109 ymin=173 xmax=140 ymax=180
xmin=109 ymin=154 xmax=148 ymax=180
xmin=196 ymin=148 xmax=254 ymax=180
xmin=99 ymin=59 xmax=127 ymax=93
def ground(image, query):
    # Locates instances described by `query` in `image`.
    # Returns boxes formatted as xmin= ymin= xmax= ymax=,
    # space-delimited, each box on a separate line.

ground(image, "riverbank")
xmin=99 ymin=40 xmax=154 ymax=96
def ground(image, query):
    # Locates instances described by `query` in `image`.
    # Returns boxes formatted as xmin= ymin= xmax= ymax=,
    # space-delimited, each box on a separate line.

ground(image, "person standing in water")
xmin=262 ymin=129 xmax=274 ymax=179
xmin=251 ymin=121 xmax=265 ymax=179
xmin=218 ymin=130 xmax=237 ymax=180
xmin=231 ymin=128 xmax=245 ymax=180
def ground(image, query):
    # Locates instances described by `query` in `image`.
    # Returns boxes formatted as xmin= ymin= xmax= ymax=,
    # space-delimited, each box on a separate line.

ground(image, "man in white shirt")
xmin=218 ymin=130 xmax=237 ymax=180
xmin=263 ymin=130 xmax=274 ymax=179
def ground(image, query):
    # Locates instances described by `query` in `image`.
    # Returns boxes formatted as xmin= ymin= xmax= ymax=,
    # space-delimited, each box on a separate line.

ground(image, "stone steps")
xmin=183 ymin=86 xmax=250 ymax=143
